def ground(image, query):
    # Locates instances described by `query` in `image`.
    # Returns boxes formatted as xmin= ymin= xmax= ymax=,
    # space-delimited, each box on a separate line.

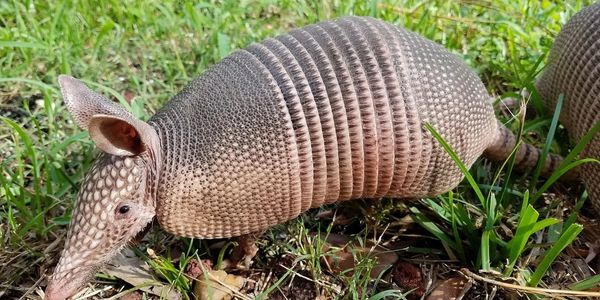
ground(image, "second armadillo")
xmin=46 ymin=16 xmax=561 ymax=300
xmin=536 ymin=2 xmax=600 ymax=211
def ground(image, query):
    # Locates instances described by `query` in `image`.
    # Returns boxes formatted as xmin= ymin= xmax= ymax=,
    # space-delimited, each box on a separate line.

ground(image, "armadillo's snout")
xmin=45 ymin=265 xmax=93 ymax=300
xmin=44 ymin=153 xmax=157 ymax=299
xmin=45 ymin=280 xmax=79 ymax=300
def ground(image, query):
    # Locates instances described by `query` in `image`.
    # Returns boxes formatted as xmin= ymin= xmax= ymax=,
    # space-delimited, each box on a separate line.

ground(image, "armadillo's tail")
xmin=483 ymin=122 xmax=579 ymax=181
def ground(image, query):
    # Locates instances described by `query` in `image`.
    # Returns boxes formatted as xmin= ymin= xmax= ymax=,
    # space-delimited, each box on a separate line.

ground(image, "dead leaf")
xmin=392 ymin=260 xmax=424 ymax=297
xmin=586 ymin=240 xmax=600 ymax=263
xmin=319 ymin=233 xmax=398 ymax=279
xmin=103 ymin=248 xmax=181 ymax=300
xmin=119 ymin=291 xmax=143 ymax=300
xmin=124 ymin=90 xmax=135 ymax=103
xmin=194 ymin=270 xmax=245 ymax=300
xmin=186 ymin=258 xmax=212 ymax=279
xmin=314 ymin=208 xmax=353 ymax=226
xmin=426 ymin=277 xmax=468 ymax=300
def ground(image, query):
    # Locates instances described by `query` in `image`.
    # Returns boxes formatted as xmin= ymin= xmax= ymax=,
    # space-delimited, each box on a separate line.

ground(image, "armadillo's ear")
xmin=58 ymin=75 xmax=134 ymax=130
xmin=88 ymin=114 xmax=158 ymax=156
xmin=58 ymin=75 xmax=158 ymax=156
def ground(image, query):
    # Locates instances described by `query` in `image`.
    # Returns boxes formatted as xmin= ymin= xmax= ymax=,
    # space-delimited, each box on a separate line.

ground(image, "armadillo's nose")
xmin=44 ymin=285 xmax=66 ymax=300
xmin=44 ymin=277 xmax=82 ymax=300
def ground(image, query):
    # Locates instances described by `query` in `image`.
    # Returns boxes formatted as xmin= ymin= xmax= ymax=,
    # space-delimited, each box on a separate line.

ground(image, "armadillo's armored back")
xmin=536 ymin=3 xmax=600 ymax=209
xmin=149 ymin=17 xmax=498 ymax=239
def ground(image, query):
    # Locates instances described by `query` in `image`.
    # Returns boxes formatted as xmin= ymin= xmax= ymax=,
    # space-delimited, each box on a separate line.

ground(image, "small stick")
xmin=461 ymin=268 xmax=600 ymax=297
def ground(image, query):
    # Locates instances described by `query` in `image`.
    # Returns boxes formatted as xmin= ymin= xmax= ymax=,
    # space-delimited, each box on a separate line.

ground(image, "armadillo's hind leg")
xmin=484 ymin=122 xmax=579 ymax=181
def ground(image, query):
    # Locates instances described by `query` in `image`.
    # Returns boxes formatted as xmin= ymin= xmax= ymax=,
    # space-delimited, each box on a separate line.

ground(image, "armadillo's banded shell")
xmin=149 ymin=17 xmax=497 ymax=239
xmin=536 ymin=3 xmax=600 ymax=209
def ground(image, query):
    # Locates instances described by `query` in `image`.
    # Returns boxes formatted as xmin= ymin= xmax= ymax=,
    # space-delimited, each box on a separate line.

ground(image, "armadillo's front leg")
xmin=222 ymin=233 xmax=262 ymax=269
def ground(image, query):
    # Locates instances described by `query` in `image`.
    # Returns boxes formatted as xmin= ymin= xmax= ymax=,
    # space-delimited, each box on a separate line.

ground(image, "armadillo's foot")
xmin=222 ymin=233 xmax=260 ymax=270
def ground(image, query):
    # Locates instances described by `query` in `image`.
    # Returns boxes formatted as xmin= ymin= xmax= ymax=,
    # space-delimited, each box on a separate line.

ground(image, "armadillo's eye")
xmin=118 ymin=205 xmax=130 ymax=214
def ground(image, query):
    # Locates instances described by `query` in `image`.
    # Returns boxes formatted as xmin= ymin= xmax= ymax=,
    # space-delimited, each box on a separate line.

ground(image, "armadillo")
xmin=536 ymin=2 xmax=600 ymax=211
xmin=45 ymin=16 xmax=563 ymax=299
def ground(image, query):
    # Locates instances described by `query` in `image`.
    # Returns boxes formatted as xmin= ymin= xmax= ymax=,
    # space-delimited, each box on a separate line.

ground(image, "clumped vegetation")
xmin=1 ymin=0 xmax=599 ymax=299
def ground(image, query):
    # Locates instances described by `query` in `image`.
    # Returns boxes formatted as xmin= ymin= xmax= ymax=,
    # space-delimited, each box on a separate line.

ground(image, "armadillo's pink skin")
xmin=536 ymin=2 xmax=600 ymax=210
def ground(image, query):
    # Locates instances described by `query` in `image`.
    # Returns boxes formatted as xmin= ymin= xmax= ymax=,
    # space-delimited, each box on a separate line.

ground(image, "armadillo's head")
xmin=45 ymin=76 xmax=161 ymax=300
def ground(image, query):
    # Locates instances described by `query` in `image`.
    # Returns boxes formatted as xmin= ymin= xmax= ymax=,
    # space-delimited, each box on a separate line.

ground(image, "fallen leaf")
xmin=119 ymin=291 xmax=143 ymax=300
xmin=392 ymin=260 xmax=424 ymax=297
xmin=194 ymin=270 xmax=245 ymax=300
xmin=319 ymin=233 xmax=398 ymax=279
xmin=124 ymin=90 xmax=135 ymax=103
xmin=426 ymin=277 xmax=468 ymax=300
xmin=586 ymin=240 xmax=600 ymax=263
xmin=103 ymin=248 xmax=181 ymax=300
xmin=186 ymin=258 xmax=212 ymax=279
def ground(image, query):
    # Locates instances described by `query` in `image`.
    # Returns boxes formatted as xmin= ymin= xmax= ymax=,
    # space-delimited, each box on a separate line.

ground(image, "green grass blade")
xmin=529 ymin=94 xmax=563 ymax=190
xmin=1 ymin=117 xmax=42 ymax=223
xmin=0 ymin=41 xmax=46 ymax=49
xmin=568 ymin=273 xmax=600 ymax=291
xmin=498 ymin=105 xmax=528 ymax=207
xmin=255 ymin=267 xmax=294 ymax=300
xmin=480 ymin=230 xmax=491 ymax=271
xmin=529 ymin=223 xmax=583 ymax=287
xmin=369 ymin=290 xmax=408 ymax=300
xmin=422 ymin=198 xmax=452 ymax=223
xmin=533 ymin=119 xmax=600 ymax=202
xmin=563 ymin=192 xmax=587 ymax=234
xmin=532 ymin=158 xmax=600 ymax=202
xmin=448 ymin=192 xmax=467 ymax=265
xmin=485 ymin=193 xmax=497 ymax=229
xmin=505 ymin=211 xmax=538 ymax=275
xmin=0 ymin=77 xmax=56 ymax=91
xmin=410 ymin=207 xmax=458 ymax=252
xmin=425 ymin=123 xmax=486 ymax=208
xmin=49 ymin=131 xmax=90 ymax=157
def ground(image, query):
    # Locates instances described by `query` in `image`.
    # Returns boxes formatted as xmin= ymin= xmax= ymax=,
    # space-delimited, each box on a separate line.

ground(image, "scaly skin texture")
xmin=536 ymin=2 xmax=600 ymax=210
xmin=149 ymin=16 xmax=562 ymax=239
xmin=46 ymin=17 xmax=565 ymax=299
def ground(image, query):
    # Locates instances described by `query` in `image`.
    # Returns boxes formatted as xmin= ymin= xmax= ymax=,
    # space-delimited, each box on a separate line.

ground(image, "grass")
xmin=1 ymin=0 xmax=599 ymax=298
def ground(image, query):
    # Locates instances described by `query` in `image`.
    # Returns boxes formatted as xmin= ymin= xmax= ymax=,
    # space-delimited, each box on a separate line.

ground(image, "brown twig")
xmin=461 ymin=268 xmax=600 ymax=297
